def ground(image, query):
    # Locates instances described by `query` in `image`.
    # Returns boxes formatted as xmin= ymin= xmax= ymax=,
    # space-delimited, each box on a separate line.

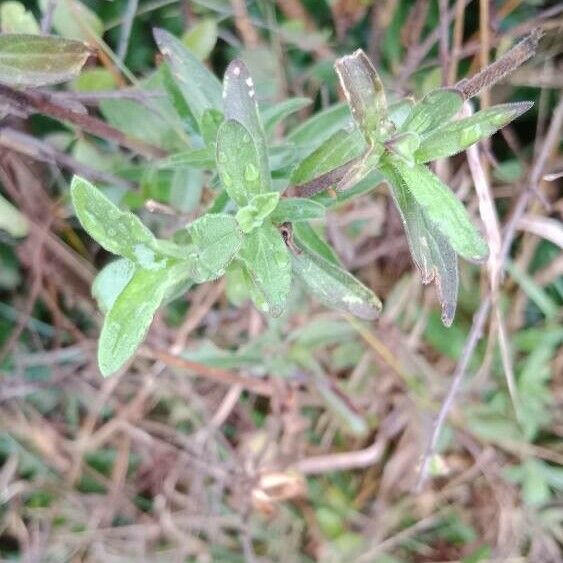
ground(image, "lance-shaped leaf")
xmin=286 ymin=103 xmax=351 ymax=153
xmin=293 ymin=222 xmax=340 ymax=266
xmin=184 ymin=213 xmax=243 ymax=282
xmin=270 ymin=198 xmax=326 ymax=224
xmin=334 ymin=49 xmax=391 ymax=143
xmin=216 ymin=119 xmax=265 ymax=206
xmin=415 ymin=102 xmax=533 ymax=163
xmin=71 ymin=176 xmax=170 ymax=269
xmin=222 ymin=59 xmax=271 ymax=191
xmin=389 ymin=160 xmax=488 ymax=261
xmin=0 ymin=34 xmax=89 ymax=87
xmin=161 ymin=147 xmax=215 ymax=169
xmin=98 ymin=265 xmax=175 ymax=376
xmin=290 ymin=128 xmax=365 ymax=186
xmin=236 ymin=192 xmax=280 ymax=233
xmin=292 ymin=243 xmax=382 ymax=320
xmin=384 ymin=166 xmax=459 ymax=326
xmin=238 ymin=222 xmax=291 ymax=317
xmin=400 ymin=88 xmax=464 ymax=136
xmin=154 ymin=28 xmax=222 ymax=126
xmin=262 ymin=97 xmax=312 ymax=135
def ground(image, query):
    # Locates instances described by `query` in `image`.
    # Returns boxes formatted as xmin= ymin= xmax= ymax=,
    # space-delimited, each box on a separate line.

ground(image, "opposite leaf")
xmin=400 ymin=88 xmax=464 ymax=136
xmin=385 ymin=167 xmax=458 ymax=326
xmin=238 ymin=222 xmax=292 ymax=317
xmin=223 ymin=59 xmax=271 ymax=191
xmin=216 ymin=119 xmax=265 ymax=206
xmin=415 ymin=102 xmax=533 ymax=163
xmin=71 ymin=176 xmax=168 ymax=269
xmin=0 ymin=34 xmax=89 ymax=87
xmin=334 ymin=49 xmax=391 ymax=143
xmin=290 ymin=128 xmax=365 ymax=186
xmin=388 ymin=160 xmax=489 ymax=261
xmin=98 ymin=265 xmax=174 ymax=376
xmin=236 ymin=192 xmax=280 ymax=233
xmin=292 ymin=243 xmax=382 ymax=320
xmin=185 ymin=213 xmax=243 ymax=282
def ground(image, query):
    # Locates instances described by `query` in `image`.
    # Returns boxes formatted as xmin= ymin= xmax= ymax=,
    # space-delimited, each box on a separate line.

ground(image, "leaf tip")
xmin=441 ymin=302 xmax=456 ymax=327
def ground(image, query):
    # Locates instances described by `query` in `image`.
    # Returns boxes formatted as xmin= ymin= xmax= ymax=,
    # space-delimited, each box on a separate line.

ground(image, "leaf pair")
xmin=332 ymin=48 xmax=532 ymax=325
xmin=72 ymin=177 xmax=242 ymax=376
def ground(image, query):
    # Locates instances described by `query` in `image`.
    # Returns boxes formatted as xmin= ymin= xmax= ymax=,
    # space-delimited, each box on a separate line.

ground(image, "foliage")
xmin=0 ymin=2 xmax=560 ymax=561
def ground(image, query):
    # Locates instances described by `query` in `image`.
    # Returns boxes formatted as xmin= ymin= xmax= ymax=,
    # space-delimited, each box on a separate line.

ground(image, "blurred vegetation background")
xmin=0 ymin=0 xmax=562 ymax=561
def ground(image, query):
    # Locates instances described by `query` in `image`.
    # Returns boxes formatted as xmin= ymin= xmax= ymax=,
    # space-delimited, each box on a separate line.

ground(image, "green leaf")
xmin=222 ymin=59 xmax=271 ymax=191
xmin=98 ymin=266 xmax=173 ymax=376
xmin=160 ymin=61 xmax=198 ymax=134
xmin=0 ymin=192 xmax=28 ymax=237
xmin=182 ymin=18 xmax=218 ymax=61
xmin=400 ymin=88 xmax=464 ymax=135
xmin=72 ymin=68 xmax=116 ymax=92
xmin=293 ymin=222 xmax=340 ymax=266
xmin=100 ymin=67 xmax=188 ymax=151
xmin=286 ymin=103 xmax=351 ymax=152
xmin=154 ymin=28 xmax=223 ymax=126
xmin=238 ymin=222 xmax=291 ymax=317
xmin=236 ymin=192 xmax=280 ymax=233
xmin=161 ymin=147 xmax=215 ymax=169
xmin=1 ymin=2 xmax=40 ymax=34
xmin=388 ymin=97 xmax=414 ymax=129
xmin=262 ymin=97 xmax=312 ymax=135
xmin=71 ymin=176 xmax=169 ymax=269
xmin=415 ymin=102 xmax=533 ymax=163
xmin=384 ymin=166 xmax=458 ymax=326
xmin=384 ymin=131 xmax=420 ymax=165
xmin=92 ymin=258 xmax=136 ymax=314
xmin=290 ymin=128 xmax=365 ymax=186
xmin=200 ymin=108 xmax=224 ymax=146
xmin=39 ymin=0 xmax=102 ymax=41
xmin=216 ymin=119 xmax=265 ymax=206
xmin=184 ymin=213 xmax=243 ymax=282
xmin=0 ymin=34 xmax=89 ymax=87
xmin=334 ymin=49 xmax=391 ymax=143
xmin=292 ymin=243 xmax=382 ymax=320
xmin=337 ymin=146 xmax=382 ymax=191
xmin=388 ymin=160 xmax=488 ymax=261
xmin=270 ymin=198 xmax=326 ymax=224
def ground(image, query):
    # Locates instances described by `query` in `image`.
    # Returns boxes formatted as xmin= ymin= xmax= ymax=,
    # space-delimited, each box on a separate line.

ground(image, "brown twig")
xmin=456 ymin=28 xmax=542 ymax=99
xmin=0 ymin=128 xmax=134 ymax=189
xmin=0 ymin=84 xmax=166 ymax=158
